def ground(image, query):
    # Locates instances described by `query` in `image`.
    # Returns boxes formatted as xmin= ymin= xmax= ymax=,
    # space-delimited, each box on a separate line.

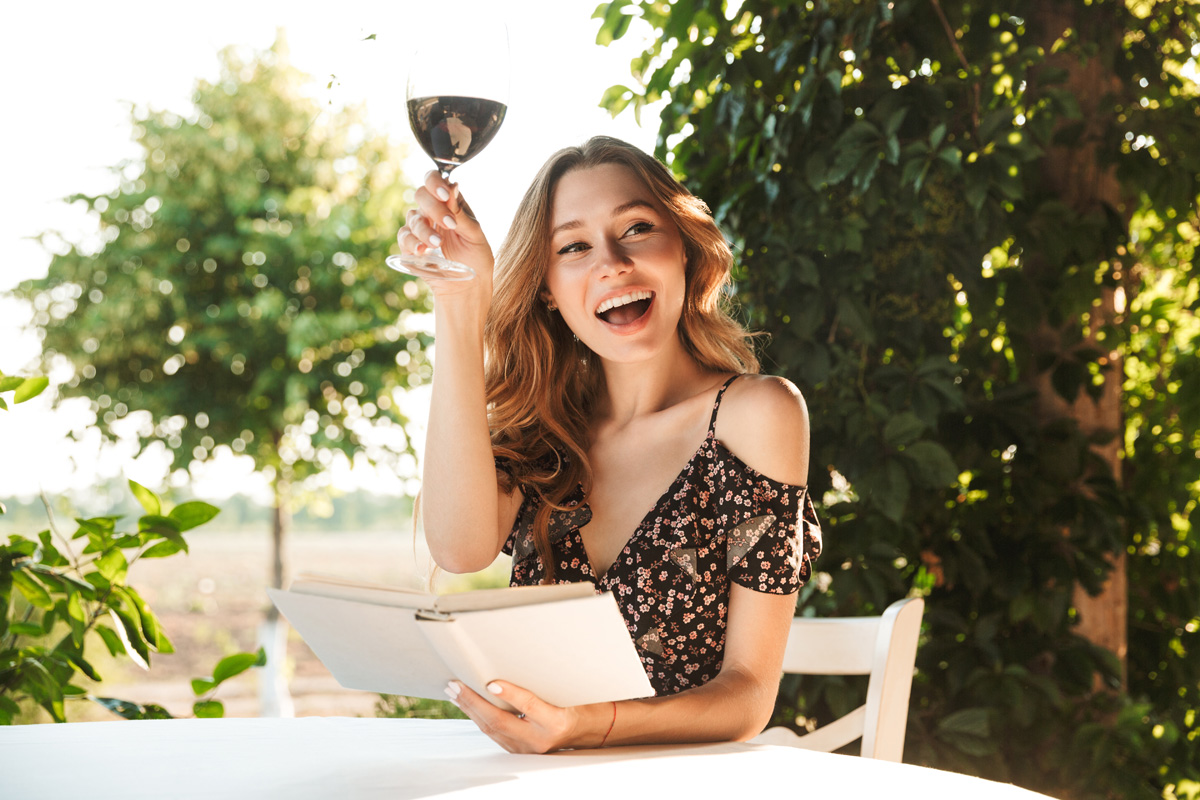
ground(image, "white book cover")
xmin=268 ymin=577 xmax=655 ymax=712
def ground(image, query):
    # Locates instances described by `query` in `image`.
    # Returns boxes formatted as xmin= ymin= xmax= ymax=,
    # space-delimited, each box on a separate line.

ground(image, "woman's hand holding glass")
xmin=396 ymin=171 xmax=494 ymax=297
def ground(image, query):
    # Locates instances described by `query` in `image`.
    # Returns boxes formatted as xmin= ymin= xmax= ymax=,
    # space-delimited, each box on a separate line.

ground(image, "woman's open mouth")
xmin=595 ymin=290 xmax=654 ymax=326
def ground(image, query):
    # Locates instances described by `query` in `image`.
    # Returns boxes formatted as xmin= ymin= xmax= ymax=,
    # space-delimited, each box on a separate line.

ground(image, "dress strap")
xmin=708 ymin=374 xmax=742 ymax=434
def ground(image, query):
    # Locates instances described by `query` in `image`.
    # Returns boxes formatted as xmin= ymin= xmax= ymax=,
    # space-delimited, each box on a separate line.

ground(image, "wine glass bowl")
xmin=387 ymin=24 xmax=510 ymax=282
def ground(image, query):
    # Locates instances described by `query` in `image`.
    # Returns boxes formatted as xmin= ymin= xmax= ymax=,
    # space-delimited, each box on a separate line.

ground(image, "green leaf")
xmin=900 ymin=441 xmax=959 ymax=488
xmin=119 ymin=587 xmax=173 ymax=654
xmin=95 ymin=624 xmax=127 ymax=657
xmin=138 ymin=514 xmax=188 ymax=554
xmin=12 ymin=570 xmax=54 ymax=609
xmin=169 ymin=501 xmax=220 ymax=532
xmin=110 ymin=607 xmax=150 ymax=669
xmin=94 ymin=548 xmax=129 ymax=583
xmin=192 ymin=677 xmax=218 ymax=696
xmin=865 ymin=459 xmax=910 ymax=523
xmin=9 ymin=621 xmax=43 ymax=636
xmin=937 ymin=707 xmax=991 ymax=738
xmin=65 ymin=649 xmax=102 ymax=682
xmin=193 ymin=700 xmax=225 ymax=718
xmin=599 ymin=84 xmax=635 ymax=118
xmin=25 ymin=658 xmax=66 ymax=722
xmin=883 ymin=412 xmax=926 ymax=448
xmin=128 ymin=480 xmax=161 ymax=516
xmin=211 ymin=647 xmax=268 ymax=685
xmin=12 ymin=377 xmax=49 ymax=403
xmin=140 ymin=539 xmax=186 ymax=559
xmin=930 ymin=122 xmax=947 ymax=149
xmin=91 ymin=696 xmax=174 ymax=720
xmin=0 ymin=376 xmax=23 ymax=392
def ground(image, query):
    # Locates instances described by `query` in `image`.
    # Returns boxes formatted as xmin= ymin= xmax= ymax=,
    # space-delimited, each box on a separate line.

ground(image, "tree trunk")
xmin=259 ymin=476 xmax=294 ymax=717
xmin=1030 ymin=3 xmax=1129 ymax=684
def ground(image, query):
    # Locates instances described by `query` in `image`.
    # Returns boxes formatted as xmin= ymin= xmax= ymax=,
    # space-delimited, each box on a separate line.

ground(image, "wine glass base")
xmin=386 ymin=254 xmax=475 ymax=282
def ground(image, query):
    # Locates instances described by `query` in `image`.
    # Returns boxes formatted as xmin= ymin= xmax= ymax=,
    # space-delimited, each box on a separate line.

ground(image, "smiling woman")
xmin=393 ymin=136 xmax=822 ymax=753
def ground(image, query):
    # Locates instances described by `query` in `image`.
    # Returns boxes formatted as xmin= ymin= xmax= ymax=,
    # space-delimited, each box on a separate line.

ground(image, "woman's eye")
xmin=624 ymin=222 xmax=655 ymax=237
xmin=557 ymin=241 xmax=588 ymax=255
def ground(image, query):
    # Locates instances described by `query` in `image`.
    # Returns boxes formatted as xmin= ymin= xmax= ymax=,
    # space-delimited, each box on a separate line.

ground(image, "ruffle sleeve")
xmin=726 ymin=478 xmax=822 ymax=594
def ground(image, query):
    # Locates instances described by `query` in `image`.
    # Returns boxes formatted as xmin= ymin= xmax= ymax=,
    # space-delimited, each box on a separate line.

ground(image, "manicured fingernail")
xmin=442 ymin=215 xmax=458 ymax=230
xmin=429 ymin=234 xmax=442 ymax=247
xmin=487 ymin=682 xmax=502 ymax=695
xmin=445 ymin=681 xmax=461 ymax=699
xmin=436 ymin=187 xmax=451 ymax=202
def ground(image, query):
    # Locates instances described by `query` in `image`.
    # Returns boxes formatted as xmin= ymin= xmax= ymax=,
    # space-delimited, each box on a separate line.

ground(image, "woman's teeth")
xmin=595 ymin=290 xmax=653 ymax=316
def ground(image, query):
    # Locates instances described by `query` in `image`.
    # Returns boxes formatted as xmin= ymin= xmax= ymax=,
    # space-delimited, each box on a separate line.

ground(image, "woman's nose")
xmin=594 ymin=239 xmax=633 ymax=278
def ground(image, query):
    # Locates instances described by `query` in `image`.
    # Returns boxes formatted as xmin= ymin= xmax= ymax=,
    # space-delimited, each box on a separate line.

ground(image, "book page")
xmin=267 ymin=588 xmax=452 ymax=700
xmin=289 ymin=574 xmax=436 ymax=609
xmin=431 ymin=582 xmax=594 ymax=613
xmin=288 ymin=574 xmax=594 ymax=614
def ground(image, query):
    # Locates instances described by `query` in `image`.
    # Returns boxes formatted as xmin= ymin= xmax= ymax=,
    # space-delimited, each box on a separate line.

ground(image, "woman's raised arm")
xmin=399 ymin=171 xmax=522 ymax=573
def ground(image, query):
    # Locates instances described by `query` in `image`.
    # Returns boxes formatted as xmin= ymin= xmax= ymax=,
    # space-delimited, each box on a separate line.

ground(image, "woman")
xmin=397 ymin=137 xmax=821 ymax=753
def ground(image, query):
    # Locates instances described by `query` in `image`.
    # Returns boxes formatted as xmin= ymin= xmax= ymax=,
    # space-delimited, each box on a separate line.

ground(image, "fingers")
xmin=446 ymin=680 xmax=566 ymax=754
xmin=397 ymin=172 xmax=474 ymax=255
xmin=485 ymin=680 xmax=546 ymax=719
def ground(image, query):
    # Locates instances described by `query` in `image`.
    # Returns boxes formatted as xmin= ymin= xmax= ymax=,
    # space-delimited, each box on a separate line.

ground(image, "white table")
xmin=1 ymin=717 xmax=1051 ymax=799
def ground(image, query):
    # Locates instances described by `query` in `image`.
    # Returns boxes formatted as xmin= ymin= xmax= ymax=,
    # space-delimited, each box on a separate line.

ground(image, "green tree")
xmin=16 ymin=36 xmax=428 ymax=606
xmin=599 ymin=0 xmax=1199 ymax=796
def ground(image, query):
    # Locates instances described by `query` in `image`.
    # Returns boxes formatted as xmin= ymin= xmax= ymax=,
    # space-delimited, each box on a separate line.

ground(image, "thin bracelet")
xmin=599 ymin=701 xmax=617 ymax=747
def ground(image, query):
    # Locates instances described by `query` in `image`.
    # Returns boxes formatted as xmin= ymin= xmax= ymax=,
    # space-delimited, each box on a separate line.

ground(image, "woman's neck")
xmin=595 ymin=336 xmax=717 ymax=427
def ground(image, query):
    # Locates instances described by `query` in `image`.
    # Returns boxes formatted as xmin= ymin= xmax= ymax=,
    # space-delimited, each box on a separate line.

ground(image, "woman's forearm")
xmin=421 ymin=299 xmax=503 ymax=573
xmin=570 ymin=665 xmax=778 ymax=748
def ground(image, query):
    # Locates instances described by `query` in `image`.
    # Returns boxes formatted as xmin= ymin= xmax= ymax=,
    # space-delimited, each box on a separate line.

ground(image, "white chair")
xmin=753 ymin=597 xmax=924 ymax=762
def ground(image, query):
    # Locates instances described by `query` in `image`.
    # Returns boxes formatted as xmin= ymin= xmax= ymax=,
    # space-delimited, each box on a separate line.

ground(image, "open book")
xmin=267 ymin=575 xmax=655 ymax=712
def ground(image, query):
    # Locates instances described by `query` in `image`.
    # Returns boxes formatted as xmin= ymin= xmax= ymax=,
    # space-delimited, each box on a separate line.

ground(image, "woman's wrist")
xmin=567 ymin=701 xmax=618 ymax=749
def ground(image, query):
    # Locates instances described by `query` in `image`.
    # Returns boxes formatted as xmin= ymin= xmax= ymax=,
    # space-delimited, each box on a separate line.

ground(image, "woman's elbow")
xmin=426 ymin=537 xmax=500 ymax=574
xmin=731 ymin=705 xmax=775 ymax=742
xmin=721 ymin=670 xmax=780 ymax=741
xmin=431 ymin=551 xmax=497 ymax=574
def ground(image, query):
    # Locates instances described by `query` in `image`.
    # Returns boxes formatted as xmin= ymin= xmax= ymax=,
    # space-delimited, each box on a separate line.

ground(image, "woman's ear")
xmin=540 ymin=290 xmax=557 ymax=311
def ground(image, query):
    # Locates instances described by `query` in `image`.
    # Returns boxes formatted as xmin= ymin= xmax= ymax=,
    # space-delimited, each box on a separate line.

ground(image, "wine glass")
xmin=386 ymin=23 xmax=510 ymax=282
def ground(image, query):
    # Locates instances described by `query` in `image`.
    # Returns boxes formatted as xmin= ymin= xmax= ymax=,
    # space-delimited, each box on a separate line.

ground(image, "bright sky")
xmin=0 ymin=0 xmax=662 ymax=502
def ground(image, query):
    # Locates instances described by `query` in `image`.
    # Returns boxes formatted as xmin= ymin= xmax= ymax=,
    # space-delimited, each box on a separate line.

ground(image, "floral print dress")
xmin=501 ymin=375 xmax=823 ymax=696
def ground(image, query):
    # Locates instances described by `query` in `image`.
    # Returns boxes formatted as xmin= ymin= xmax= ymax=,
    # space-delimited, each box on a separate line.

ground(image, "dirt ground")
xmin=63 ymin=529 xmax=509 ymax=723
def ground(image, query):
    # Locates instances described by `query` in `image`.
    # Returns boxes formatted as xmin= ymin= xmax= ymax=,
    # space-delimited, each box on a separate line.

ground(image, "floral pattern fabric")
xmin=501 ymin=376 xmax=823 ymax=697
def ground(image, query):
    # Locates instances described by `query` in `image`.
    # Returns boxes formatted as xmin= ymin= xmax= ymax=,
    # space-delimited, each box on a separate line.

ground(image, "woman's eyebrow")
xmin=550 ymin=199 xmax=658 ymax=237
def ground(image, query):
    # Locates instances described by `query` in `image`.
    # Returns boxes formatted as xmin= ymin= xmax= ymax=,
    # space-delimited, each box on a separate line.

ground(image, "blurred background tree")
xmin=599 ymin=0 xmax=1199 ymax=797
xmin=15 ymin=34 xmax=429 ymax=712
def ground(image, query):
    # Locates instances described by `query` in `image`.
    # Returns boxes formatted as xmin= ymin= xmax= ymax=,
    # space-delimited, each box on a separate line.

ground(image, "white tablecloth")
xmin=0 ymin=717 xmax=1051 ymax=799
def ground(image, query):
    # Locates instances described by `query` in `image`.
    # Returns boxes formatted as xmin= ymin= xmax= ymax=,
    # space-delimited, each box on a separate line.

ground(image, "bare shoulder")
xmin=715 ymin=374 xmax=811 ymax=487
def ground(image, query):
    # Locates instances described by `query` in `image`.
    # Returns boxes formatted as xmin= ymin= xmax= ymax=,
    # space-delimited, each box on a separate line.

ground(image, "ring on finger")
xmin=516 ymin=713 xmax=526 ymax=720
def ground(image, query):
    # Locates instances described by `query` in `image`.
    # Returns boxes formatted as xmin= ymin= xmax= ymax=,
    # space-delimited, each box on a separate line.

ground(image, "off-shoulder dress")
xmin=501 ymin=375 xmax=823 ymax=696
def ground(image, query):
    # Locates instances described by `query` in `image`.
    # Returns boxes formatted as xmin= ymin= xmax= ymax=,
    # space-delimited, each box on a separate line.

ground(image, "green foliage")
xmin=0 ymin=372 xmax=49 ymax=413
xmin=375 ymin=693 xmax=466 ymax=720
xmin=0 ymin=479 xmax=262 ymax=723
xmin=599 ymin=0 xmax=1199 ymax=796
xmin=15 ymin=37 xmax=428 ymax=494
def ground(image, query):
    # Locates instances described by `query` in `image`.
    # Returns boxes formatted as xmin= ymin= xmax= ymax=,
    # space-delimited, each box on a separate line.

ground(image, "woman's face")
xmin=543 ymin=163 xmax=687 ymax=365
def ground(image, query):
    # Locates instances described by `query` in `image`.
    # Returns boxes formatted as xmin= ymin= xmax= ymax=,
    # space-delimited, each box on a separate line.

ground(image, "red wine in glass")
xmin=407 ymin=95 xmax=507 ymax=174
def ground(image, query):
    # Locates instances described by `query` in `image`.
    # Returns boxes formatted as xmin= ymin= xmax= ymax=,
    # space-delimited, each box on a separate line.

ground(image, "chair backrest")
xmin=762 ymin=597 xmax=924 ymax=761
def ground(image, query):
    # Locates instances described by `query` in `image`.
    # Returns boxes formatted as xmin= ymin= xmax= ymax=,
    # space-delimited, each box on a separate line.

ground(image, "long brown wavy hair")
xmin=486 ymin=136 xmax=759 ymax=581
